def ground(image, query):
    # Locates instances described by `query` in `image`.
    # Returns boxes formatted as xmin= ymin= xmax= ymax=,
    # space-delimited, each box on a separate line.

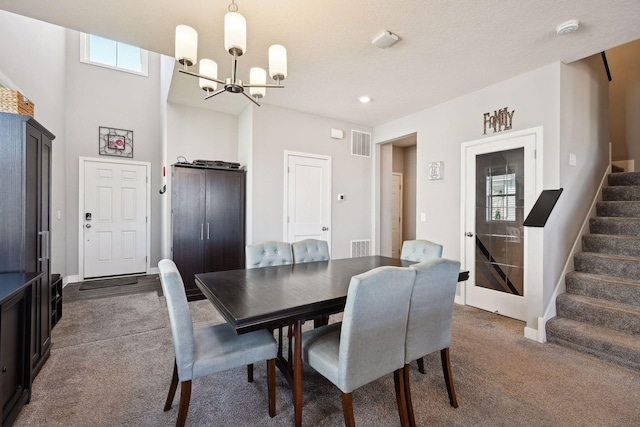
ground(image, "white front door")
xmin=285 ymin=152 xmax=331 ymax=246
xmin=462 ymin=132 xmax=537 ymax=321
xmin=81 ymin=158 xmax=149 ymax=279
xmin=391 ymin=173 xmax=403 ymax=258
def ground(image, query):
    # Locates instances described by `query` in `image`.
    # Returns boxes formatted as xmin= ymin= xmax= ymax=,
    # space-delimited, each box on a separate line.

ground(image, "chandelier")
xmin=174 ymin=0 xmax=287 ymax=106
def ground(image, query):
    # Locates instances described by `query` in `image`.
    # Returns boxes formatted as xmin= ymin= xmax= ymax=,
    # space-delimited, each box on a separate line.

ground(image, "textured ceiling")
xmin=2 ymin=0 xmax=640 ymax=126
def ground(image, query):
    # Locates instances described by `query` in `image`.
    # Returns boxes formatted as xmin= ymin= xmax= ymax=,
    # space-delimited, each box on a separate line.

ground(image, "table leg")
xmin=294 ymin=319 xmax=303 ymax=427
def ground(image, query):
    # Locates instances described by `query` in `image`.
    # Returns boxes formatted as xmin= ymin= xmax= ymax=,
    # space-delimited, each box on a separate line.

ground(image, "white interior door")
xmin=81 ymin=159 xmax=149 ymax=278
xmin=391 ymin=173 xmax=403 ymax=258
xmin=285 ymin=152 xmax=331 ymax=246
xmin=462 ymin=133 xmax=536 ymax=321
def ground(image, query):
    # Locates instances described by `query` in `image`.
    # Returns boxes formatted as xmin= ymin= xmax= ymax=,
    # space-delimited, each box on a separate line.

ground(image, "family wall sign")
xmin=483 ymin=107 xmax=515 ymax=135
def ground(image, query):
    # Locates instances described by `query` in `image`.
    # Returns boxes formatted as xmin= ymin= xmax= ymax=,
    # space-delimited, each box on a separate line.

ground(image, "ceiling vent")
xmin=351 ymin=130 xmax=371 ymax=157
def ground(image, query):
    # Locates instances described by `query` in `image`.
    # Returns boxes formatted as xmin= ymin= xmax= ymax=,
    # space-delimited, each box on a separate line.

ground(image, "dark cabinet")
xmin=0 ymin=272 xmax=42 ymax=427
xmin=171 ymin=165 xmax=245 ymax=300
xmin=0 ymin=112 xmax=54 ymax=379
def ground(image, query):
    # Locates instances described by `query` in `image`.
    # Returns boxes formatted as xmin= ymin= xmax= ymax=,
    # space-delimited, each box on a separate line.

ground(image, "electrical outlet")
xmin=420 ymin=213 xmax=426 ymax=222
xmin=569 ymin=153 xmax=576 ymax=166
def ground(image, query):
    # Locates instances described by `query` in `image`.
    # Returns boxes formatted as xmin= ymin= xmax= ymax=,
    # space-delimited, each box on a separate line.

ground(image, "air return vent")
xmin=350 ymin=239 xmax=371 ymax=258
xmin=351 ymin=130 xmax=371 ymax=157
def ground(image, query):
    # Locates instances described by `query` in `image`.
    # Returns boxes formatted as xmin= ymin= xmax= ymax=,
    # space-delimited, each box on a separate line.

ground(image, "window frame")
xmin=79 ymin=33 xmax=149 ymax=77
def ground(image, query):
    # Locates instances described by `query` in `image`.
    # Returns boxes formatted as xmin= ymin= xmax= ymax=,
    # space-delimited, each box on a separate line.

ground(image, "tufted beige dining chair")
xmin=403 ymin=258 xmax=461 ymax=426
xmin=291 ymin=239 xmax=331 ymax=264
xmin=301 ymin=266 xmax=416 ymax=426
xmin=158 ymin=259 xmax=277 ymax=427
xmin=246 ymin=240 xmax=293 ymax=268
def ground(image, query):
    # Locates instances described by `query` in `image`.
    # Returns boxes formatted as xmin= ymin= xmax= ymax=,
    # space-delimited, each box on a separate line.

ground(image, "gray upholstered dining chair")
xmin=400 ymin=239 xmax=443 ymax=263
xmin=158 ymin=259 xmax=277 ymax=427
xmin=246 ymin=240 xmax=293 ymax=268
xmin=403 ymin=258 xmax=461 ymax=426
xmin=291 ymin=239 xmax=330 ymax=264
xmin=301 ymin=266 xmax=416 ymax=427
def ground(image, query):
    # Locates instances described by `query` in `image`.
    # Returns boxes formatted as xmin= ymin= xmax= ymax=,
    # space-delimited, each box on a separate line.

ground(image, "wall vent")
xmin=350 ymin=239 xmax=371 ymax=258
xmin=351 ymin=130 xmax=372 ymax=158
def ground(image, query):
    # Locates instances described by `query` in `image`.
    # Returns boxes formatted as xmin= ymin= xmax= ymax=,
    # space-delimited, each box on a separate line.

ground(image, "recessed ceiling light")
xmin=358 ymin=95 xmax=371 ymax=103
xmin=556 ymin=19 xmax=579 ymax=36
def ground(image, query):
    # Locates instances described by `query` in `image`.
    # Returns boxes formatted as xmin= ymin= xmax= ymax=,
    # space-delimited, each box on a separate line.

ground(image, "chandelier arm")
xmin=204 ymin=88 xmax=227 ymax=100
xmin=244 ymin=84 xmax=285 ymax=88
xmin=241 ymin=91 xmax=261 ymax=106
xmin=178 ymin=69 xmax=226 ymax=85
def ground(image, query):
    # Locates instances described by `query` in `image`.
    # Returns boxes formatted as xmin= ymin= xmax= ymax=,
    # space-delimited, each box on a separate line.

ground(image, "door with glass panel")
xmin=463 ymin=134 xmax=536 ymax=321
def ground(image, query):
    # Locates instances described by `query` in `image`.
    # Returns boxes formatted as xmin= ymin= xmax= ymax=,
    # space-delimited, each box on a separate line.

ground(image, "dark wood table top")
xmin=195 ymin=256 xmax=468 ymax=334
xmin=0 ymin=272 xmax=44 ymax=302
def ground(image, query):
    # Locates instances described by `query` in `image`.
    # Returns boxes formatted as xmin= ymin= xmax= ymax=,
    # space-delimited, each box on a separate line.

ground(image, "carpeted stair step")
xmin=565 ymin=272 xmax=640 ymax=307
xmin=596 ymin=201 xmax=640 ymax=217
xmin=574 ymin=252 xmax=640 ymax=281
xmin=602 ymin=186 xmax=640 ymax=201
xmin=546 ymin=316 xmax=640 ymax=370
xmin=588 ymin=217 xmax=640 ymax=236
xmin=555 ymin=293 xmax=640 ymax=335
xmin=582 ymin=234 xmax=640 ymax=257
xmin=608 ymin=171 xmax=640 ymax=186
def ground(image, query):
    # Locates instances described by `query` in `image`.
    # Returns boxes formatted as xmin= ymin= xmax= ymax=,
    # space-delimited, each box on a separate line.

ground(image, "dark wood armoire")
xmin=171 ymin=164 xmax=246 ymax=300
xmin=0 ymin=112 xmax=54 ymax=426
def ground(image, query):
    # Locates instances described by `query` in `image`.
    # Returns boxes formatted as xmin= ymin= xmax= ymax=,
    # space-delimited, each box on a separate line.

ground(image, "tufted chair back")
xmin=246 ymin=241 xmax=293 ymax=268
xmin=291 ymin=239 xmax=331 ymax=264
xmin=400 ymin=239 xmax=443 ymax=263
xmin=158 ymin=259 xmax=196 ymax=382
xmin=405 ymin=258 xmax=461 ymax=363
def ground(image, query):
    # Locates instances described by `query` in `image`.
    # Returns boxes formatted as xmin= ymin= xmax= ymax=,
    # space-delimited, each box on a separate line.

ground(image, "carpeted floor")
xmin=14 ymin=292 xmax=640 ymax=426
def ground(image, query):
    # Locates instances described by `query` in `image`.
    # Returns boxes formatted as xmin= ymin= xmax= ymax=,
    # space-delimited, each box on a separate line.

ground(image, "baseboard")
xmin=524 ymin=319 xmax=545 ymax=343
xmin=63 ymin=275 xmax=80 ymax=286
xmin=148 ymin=267 xmax=159 ymax=274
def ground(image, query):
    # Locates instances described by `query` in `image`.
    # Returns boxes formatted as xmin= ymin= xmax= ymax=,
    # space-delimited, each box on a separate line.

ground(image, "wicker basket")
xmin=0 ymin=88 xmax=35 ymax=118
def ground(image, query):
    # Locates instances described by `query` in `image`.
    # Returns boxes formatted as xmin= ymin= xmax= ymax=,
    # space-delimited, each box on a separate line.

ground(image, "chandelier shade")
xmin=174 ymin=0 xmax=287 ymax=106
xmin=268 ymin=45 xmax=287 ymax=81
xmin=224 ymin=12 xmax=247 ymax=56
xmin=175 ymin=25 xmax=198 ymax=66
xmin=199 ymin=59 xmax=218 ymax=92
xmin=249 ymin=67 xmax=267 ymax=98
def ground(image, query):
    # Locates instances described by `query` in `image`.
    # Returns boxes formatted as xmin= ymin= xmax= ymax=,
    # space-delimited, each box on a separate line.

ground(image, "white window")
xmin=486 ymin=172 xmax=517 ymax=222
xmin=80 ymin=33 xmax=148 ymax=77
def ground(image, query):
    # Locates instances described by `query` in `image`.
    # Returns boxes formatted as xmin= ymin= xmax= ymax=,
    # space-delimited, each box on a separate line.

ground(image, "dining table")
xmin=195 ymin=255 xmax=469 ymax=426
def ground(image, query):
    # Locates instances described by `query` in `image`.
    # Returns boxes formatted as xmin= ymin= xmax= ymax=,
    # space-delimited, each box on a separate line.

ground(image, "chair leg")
xmin=247 ymin=363 xmax=254 ymax=382
xmin=267 ymin=358 xmax=276 ymax=417
xmin=417 ymin=357 xmax=425 ymax=374
xmin=394 ymin=368 xmax=410 ymax=427
xmin=176 ymin=380 xmax=192 ymax=427
xmin=440 ymin=348 xmax=458 ymax=408
xmin=340 ymin=391 xmax=356 ymax=427
xmin=164 ymin=360 xmax=179 ymax=411
xmin=403 ymin=364 xmax=417 ymax=427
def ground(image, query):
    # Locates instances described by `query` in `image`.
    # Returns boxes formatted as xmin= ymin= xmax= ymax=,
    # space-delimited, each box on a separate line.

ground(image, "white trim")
xmin=79 ymin=33 xmax=149 ymax=77
xmin=78 ymin=157 xmax=152 ymax=281
xmin=282 ymin=150 xmax=332 ymax=248
xmin=459 ymin=127 xmax=544 ymax=333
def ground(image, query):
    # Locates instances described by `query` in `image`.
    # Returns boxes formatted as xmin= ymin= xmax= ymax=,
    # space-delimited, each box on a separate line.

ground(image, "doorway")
xmin=379 ymin=134 xmax=417 ymax=257
xmin=79 ymin=157 xmax=150 ymax=279
xmin=461 ymin=129 xmax=539 ymax=321
xmin=283 ymin=151 xmax=332 ymax=247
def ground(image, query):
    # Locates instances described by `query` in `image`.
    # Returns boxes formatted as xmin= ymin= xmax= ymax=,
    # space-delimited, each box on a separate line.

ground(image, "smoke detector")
xmin=556 ymin=20 xmax=579 ymax=36
xmin=372 ymin=31 xmax=400 ymax=49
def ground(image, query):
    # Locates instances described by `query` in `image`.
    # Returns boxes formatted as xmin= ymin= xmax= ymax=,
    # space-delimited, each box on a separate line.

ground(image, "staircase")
xmin=546 ymin=171 xmax=640 ymax=370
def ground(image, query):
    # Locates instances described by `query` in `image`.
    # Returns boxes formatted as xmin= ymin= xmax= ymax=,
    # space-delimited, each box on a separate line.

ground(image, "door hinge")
xmin=534 ymin=149 xmax=537 ymax=159
xmin=146 ymin=216 xmax=148 ymax=223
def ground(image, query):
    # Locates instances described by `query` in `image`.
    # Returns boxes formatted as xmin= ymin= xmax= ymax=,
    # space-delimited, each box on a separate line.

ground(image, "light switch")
xmin=420 ymin=213 xmax=426 ymax=222
xmin=57 ymin=210 xmax=62 ymax=220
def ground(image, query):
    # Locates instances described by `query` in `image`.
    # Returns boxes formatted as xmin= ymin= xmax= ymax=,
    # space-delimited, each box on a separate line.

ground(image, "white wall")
xmin=608 ymin=39 xmax=640 ymax=164
xmin=0 ymin=11 xmax=67 ymax=275
xmin=162 ymin=102 xmax=239 ymax=258
xmin=249 ymin=104 xmax=372 ymax=259
xmin=64 ymin=30 xmax=162 ymax=277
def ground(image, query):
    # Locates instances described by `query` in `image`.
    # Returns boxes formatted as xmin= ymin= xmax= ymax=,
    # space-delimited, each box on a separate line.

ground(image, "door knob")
xmin=465 ymin=232 xmax=473 ymax=237
xmin=86 ymin=224 xmax=92 ymax=228
xmin=322 ymin=226 xmax=329 ymax=231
